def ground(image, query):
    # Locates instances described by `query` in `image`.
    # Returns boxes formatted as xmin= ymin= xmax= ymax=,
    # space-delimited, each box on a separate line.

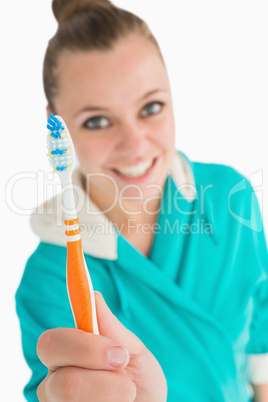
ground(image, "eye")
xmin=141 ymin=101 xmax=164 ymax=117
xmin=83 ymin=116 xmax=109 ymax=130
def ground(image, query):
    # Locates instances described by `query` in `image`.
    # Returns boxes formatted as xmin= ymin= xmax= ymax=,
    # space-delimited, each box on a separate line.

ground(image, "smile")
xmin=113 ymin=158 xmax=154 ymax=178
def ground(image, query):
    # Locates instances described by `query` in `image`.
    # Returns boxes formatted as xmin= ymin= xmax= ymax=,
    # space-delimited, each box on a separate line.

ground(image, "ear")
xmin=46 ymin=105 xmax=52 ymax=119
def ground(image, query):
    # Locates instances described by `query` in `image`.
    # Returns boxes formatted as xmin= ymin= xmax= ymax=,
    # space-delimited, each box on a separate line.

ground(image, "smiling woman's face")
xmin=50 ymin=34 xmax=176 ymax=209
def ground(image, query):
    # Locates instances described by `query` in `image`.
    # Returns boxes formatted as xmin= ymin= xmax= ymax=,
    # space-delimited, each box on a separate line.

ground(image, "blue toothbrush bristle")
xmin=47 ymin=114 xmax=64 ymax=132
xmin=50 ymin=131 xmax=62 ymax=139
xmin=51 ymin=149 xmax=69 ymax=155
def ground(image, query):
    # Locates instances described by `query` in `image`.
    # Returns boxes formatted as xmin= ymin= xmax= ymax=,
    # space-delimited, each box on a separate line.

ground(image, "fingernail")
xmin=94 ymin=291 xmax=104 ymax=299
xmin=108 ymin=346 xmax=129 ymax=368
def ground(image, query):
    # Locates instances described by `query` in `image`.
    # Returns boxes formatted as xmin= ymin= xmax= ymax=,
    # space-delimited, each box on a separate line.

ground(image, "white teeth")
xmin=114 ymin=159 xmax=154 ymax=178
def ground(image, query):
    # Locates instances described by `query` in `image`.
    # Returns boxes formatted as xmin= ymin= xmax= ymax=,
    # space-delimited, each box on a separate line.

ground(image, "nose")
xmin=115 ymin=121 xmax=147 ymax=156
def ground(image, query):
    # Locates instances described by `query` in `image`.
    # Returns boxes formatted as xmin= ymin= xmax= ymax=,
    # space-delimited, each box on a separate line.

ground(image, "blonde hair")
xmin=44 ymin=0 xmax=164 ymax=112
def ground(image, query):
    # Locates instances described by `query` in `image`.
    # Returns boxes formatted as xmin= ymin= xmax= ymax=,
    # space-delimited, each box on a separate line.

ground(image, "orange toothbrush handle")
xmin=66 ymin=239 xmax=99 ymax=334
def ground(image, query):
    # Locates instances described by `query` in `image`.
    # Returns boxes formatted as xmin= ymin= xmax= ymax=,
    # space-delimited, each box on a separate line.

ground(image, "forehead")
xmin=55 ymin=34 xmax=169 ymax=103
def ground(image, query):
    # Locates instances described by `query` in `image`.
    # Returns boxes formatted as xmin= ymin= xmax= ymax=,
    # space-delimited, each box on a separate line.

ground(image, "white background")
xmin=2 ymin=0 xmax=267 ymax=400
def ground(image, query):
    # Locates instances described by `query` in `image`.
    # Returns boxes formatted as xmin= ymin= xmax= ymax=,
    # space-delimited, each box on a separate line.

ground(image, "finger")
xmin=37 ymin=327 xmax=130 ymax=372
xmin=94 ymin=291 xmax=146 ymax=355
xmin=38 ymin=367 xmax=136 ymax=402
xmin=37 ymin=370 xmax=55 ymax=402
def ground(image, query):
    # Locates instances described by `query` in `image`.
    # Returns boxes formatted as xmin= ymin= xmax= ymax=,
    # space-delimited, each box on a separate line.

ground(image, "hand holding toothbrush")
xmin=37 ymin=291 xmax=167 ymax=401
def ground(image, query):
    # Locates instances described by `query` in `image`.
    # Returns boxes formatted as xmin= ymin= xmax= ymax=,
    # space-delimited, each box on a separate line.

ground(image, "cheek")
xmin=73 ymin=136 xmax=114 ymax=170
xmin=153 ymin=115 xmax=176 ymax=148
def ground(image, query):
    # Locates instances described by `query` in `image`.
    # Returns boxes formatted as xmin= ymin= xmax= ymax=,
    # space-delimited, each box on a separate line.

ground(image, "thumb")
xmin=94 ymin=291 xmax=145 ymax=355
xmin=94 ymin=292 xmax=168 ymax=401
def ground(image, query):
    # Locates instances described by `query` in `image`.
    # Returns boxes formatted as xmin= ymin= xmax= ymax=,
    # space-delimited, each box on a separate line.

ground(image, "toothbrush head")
xmin=46 ymin=114 xmax=75 ymax=174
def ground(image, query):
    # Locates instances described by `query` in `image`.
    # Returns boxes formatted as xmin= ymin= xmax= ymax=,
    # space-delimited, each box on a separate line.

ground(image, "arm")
xmin=15 ymin=243 xmax=74 ymax=401
xmin=252 ymin=384 xmax=268 ymax=402
xmin=244 ymin=181 xmax=268 ymax=402
xmin=248 ymin=278 xmax=268 ymax=402
xmin=250 ymin=354 xmax=268 ymax=402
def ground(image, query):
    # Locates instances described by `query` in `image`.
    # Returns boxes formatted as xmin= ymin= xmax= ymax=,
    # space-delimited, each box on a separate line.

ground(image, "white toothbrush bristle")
xmin=46 ymin=115 xmax=75 ymax=172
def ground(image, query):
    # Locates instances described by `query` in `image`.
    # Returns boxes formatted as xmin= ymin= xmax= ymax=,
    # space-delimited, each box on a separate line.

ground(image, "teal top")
xmin=16 ymin=152 xmax=268 ymax=401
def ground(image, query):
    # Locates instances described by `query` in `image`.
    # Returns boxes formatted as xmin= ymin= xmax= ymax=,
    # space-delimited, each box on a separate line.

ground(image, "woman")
xmin=16 ymin=0 xmax=268 ymax=401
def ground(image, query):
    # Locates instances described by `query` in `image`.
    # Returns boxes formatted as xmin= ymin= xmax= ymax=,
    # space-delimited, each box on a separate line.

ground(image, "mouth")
xmin=109 ymin=157 xmax=158 ymax=181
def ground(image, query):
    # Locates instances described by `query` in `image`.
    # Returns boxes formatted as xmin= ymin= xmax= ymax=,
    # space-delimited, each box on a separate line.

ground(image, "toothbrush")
xmin=46 ymin=113 xmax=99 ymax=334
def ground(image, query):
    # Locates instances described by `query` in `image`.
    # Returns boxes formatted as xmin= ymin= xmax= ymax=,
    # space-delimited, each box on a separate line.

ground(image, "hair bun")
xmin=52 ymin=0 xmax=113 ymax=24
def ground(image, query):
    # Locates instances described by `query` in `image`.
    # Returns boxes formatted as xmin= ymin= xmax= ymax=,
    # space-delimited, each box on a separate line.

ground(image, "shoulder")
xmin=182 ymin=154 xmax=264 ymax=237
xmin=189 ymin=158 xmax=255 ymax=210
xmin=176 ymin=151 xmax=258 ymax=220
xmin=178 ymin=151 xmax=255 ymax=207
xmin=16 ymin=242 xmax=67 ymax=294
xmin=26 ymin=242 xmax=66 ymax=267
xmin=178 ymin=150 xmax=252 ymax=200
xmin=191 ymin=158 xmax=250 ymax=191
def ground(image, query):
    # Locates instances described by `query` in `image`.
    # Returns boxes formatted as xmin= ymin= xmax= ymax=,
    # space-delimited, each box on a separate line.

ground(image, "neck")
xmin=81 ymin=175 xmax=162 ymax=227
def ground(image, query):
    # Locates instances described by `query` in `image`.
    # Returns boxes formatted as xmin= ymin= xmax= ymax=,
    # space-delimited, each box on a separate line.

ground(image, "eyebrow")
xmin=140 ymin=88 xmax=167 ymax=100
xmin=75 ymin=89 xmax=167 ymax=115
